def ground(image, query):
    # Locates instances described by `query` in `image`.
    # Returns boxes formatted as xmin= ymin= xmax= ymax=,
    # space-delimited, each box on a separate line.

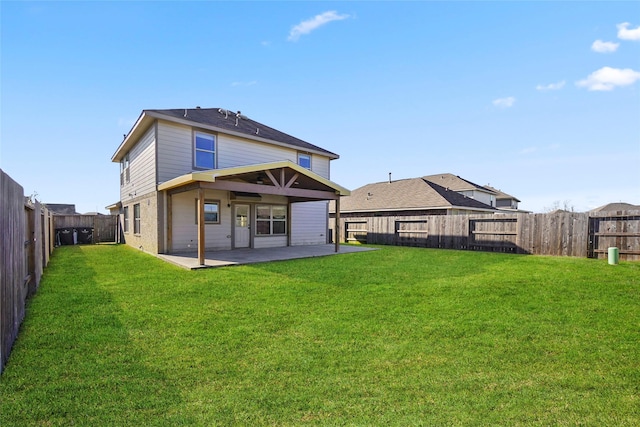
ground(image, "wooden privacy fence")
xmin=1 ymin=169 xmax=53 ymax=374
xmin=52 ymin=214 xmax=119 ymax=245
xmin=332 ymin=210 xmax=640 ymax=261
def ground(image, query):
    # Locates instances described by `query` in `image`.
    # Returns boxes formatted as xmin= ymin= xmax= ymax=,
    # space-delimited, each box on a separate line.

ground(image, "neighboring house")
xmin=422 ymin=173 xmax=499 ymax=208
xmin=482 ymin=185 xmax=521 ymax=211
xmin=330 ymin=175 xmax=498 ymax=218
xmin=590 ymin=202 xmax=640 ymax=213
xmin=108 ymin=107 xmax=349 ymax=263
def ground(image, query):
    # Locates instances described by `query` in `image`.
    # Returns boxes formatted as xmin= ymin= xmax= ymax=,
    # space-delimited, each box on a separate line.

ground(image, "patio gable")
xmin=158 ymin=160 xmax=350 ymax=201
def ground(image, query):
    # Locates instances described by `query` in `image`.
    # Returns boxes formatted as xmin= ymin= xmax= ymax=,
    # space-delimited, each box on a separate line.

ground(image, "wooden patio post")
xmin=334 ymin=196 xmax=340 ymax=253
xmin=197 ymin=187 xmax=205 ymax=266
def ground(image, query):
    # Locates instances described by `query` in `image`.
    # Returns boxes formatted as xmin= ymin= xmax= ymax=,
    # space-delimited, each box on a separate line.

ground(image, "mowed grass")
xmin=1 ymin=245 xmax=638 ymax=426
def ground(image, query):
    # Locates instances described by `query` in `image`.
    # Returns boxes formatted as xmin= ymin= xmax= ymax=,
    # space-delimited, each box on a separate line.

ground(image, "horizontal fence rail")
xmin=331 ymin=210 xmax=640 ymax=261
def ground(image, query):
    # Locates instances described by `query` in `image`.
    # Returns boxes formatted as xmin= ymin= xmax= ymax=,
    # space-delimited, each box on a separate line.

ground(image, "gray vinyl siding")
xmin=311 ymin=156 xmax=330 ymax=179
xmin=459 ymin=190 xmax=494 ymax=207
xmin=218 ymin=134 xmax=296 ymax=168
xmin=120 ymin=126 xmax=156 ymax=201
xmin=170 ymin=190 xmax=232 ymax=252
xmin=156 ymin=122 xmax=335 ymax=183
xmin=156 ymin=121 xmax=193 ymax=183
xmin=254 ymin=235 xmax=288 ymax=249
xmin=290 ymin=201 xmax=328 ymax=245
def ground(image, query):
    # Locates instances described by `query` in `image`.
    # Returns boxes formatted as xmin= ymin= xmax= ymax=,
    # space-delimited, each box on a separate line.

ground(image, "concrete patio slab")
xmin=157 ymin=244 xmax=377 ymax=270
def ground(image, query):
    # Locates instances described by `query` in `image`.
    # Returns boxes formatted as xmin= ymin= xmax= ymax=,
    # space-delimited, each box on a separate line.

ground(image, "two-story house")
xmin=422 ymin=174 xmax=499 ymax=208
xmin=108 ymin=107 xmax=349 ymax=265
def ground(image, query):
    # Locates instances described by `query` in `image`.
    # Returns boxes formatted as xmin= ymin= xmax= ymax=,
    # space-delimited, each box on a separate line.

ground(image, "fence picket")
xmin=331 ymin=210 xmax=639 ymax=260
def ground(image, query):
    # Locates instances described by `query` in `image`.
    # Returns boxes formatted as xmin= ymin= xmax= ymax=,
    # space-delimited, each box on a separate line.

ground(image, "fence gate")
xmin=345 ymin=221 xmax=368 ymax=244
xmin=588 ymin=213 xmax=640 ymax=261
xmin=469 ymin=217 xmax=518 ymax=253
xmin=395 ymin=220 xmax=429 ymax=247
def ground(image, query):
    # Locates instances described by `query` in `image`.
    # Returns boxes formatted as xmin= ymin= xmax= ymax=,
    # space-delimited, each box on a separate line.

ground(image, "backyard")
xmin=0 ymin=244 xmax=638 ymax=425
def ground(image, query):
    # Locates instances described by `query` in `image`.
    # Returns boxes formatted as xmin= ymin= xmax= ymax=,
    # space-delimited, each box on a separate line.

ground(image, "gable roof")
xmin=112 ymin=107 xmax=338 ymax=162
xmin=158 ymin=160 xmax=349 ymax=196
xmin=423 ymin=173 xmax=496 ymax=194
xmin=333 ymin=178 xmax=496 ymax=213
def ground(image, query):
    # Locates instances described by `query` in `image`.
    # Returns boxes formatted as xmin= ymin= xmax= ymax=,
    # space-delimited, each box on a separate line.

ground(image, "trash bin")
xmin=608 ymin=247 xmax=619 ymax=265
xmin=77 ymin=227 xmax=93 ymax=244
xmin=56 ymin=228 xmax=74 ymax=246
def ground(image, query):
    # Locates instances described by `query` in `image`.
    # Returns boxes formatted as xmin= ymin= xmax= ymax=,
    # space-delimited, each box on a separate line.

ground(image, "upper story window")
xmin=194 ymin=131 xmax=215 ymax=170
xmin=120 ymin=153 xmax=130 ymax=186
xmin=297 ymin=153 xmax=311 ymax=169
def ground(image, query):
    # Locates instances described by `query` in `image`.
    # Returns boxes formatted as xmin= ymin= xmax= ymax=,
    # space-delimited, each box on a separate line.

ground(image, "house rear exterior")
xmin=109 ymin=108 xmax=349 ymax=259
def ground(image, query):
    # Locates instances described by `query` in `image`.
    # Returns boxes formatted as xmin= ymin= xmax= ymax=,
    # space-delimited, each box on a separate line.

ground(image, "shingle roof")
xmin=147 ymin=108 xmax=338 ymax=158
xmin=333 ymin=178 xmax=496 ymax=213
xmin=46 ymin=204 xmax=78 ymax=215
xmin=423 ymin=173 xmax=496 ymax=194
xmin=422 ymin=173 xmax=493 ymax=193
xmin=590 ymin=202 xmax=640 ymax=213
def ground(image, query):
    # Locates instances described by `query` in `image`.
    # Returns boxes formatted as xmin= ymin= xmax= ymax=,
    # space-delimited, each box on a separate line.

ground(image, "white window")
xmin=256 ymin=205 xmax=287 ymax=235
xmin=194 ymin=132 xmax=215 ymax=169
xmin=297 ymin=153 xmax=311 ymax=169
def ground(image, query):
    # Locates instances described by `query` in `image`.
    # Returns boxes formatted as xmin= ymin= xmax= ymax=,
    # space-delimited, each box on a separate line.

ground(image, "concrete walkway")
xmin=157 ymin=244 xmax=376 ymax=270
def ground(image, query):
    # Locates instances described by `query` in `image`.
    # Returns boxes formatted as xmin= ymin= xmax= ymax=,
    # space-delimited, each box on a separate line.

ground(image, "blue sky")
xmin=2 ymin=1 xmax=639 ymax=213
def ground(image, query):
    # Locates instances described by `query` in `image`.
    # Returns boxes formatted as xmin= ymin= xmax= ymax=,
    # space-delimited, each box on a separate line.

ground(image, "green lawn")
xmin=1 ymin=244 xmax=638 ymax=426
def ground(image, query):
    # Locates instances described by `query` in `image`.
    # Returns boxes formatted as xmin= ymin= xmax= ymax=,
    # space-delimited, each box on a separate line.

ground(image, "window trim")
xmin=133 ymin=203 xmax=141 ymax=235
xmin=195 ymin=199 xmax=221 ymax=224
xmin=193 ymin=131 xmax=216 ymax=170
xmin=255 ymin=204 xmax=287 ymax=236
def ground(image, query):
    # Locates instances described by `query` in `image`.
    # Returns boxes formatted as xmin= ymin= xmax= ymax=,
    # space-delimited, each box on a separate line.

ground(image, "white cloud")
xmin=520 ymin=147 xmax=537 ymax=155
xmin=576 ymin=66 xmax=640 ymax=91
xmin=536 ymin=81 xmax=566 ymax=91
xmin=591 ymin=39 xmax=619 ymax=53
xmin=288 ymin=11 xmax=350 ymax=42
xmin=493 ymin=97 xmax=516 ymax=108
xmin=617 ymin=22 xmax=640 ymax=41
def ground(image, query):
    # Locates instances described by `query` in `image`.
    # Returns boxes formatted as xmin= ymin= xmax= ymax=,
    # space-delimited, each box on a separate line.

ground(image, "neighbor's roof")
xmin=423 ymin=173 xmax=497 ymax=194
xmin=332 ymin=178 xmax=496 ymax=213
xmin=112 ymin=108 xmax=339 ymax=162
xmin=483 ymin=185 xmax=521 ymax=202
xmin=590 ymin=202 xmax=640 ymax=213
xmin=46 ymin=204 xmax=78 ymax=215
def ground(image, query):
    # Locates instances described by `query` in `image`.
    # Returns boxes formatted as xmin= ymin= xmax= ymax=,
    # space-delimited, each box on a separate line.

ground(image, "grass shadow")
xmin=0 ymin=246 xmax=191 ymax=425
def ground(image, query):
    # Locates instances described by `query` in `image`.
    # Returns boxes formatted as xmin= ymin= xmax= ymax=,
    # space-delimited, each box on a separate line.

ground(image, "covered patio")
xmin=157 ymin=161 xmax=351 ymax=265
xmin=157 ymin=244 xmax=376 ymax=270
